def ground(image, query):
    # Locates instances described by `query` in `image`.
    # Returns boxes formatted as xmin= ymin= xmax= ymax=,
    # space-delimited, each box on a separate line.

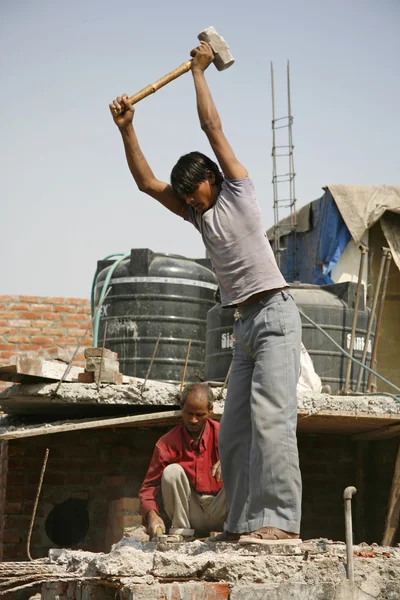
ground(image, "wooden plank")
xmin=352 ymin=423 xmax=400 ymax=441
xmin=0 ymin=356 xmax=84 ymax=384
xmin=0 ymin=409 xmax=183 ymax=440
xmin=382 ymin=442 xmax=400 ymax=546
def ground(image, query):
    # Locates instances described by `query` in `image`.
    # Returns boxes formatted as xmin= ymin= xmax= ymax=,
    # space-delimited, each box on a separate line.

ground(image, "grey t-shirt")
xmin=184 ymin=176 xmax=287 ymax=307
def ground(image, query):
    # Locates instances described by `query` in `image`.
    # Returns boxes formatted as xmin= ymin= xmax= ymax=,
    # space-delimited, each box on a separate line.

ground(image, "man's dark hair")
xmin=170 ymin=151 xmax=224 ymax=201
xmin=180 ymin=382 xmax=214 ymax=410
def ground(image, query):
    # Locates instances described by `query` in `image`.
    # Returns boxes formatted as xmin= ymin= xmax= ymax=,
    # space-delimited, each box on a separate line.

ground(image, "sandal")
xmin=239 ymin=527 xmax=301 ymax=545
xmin=206 ymin=530 xmax=241 ymax=543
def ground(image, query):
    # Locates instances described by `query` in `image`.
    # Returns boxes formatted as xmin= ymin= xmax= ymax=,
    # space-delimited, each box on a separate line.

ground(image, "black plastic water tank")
xmin=95 ymin=249 xmax=217 ymax=384
xmin=204 ymin=282 xmax=375 ymax=394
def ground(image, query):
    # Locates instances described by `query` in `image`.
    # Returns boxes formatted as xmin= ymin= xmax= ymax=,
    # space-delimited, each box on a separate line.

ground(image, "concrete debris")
xmin=44 ymin=538 xmax=400 ymax=598
xmin=1 ymin=379 xmax=400 ymax=414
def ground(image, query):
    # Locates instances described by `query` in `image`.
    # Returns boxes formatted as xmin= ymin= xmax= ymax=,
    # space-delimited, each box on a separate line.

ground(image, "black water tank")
xmin=95 ymin=249 xmax=217 ymax=383
xmin=204 ymin=282 xmax=375 ymax=393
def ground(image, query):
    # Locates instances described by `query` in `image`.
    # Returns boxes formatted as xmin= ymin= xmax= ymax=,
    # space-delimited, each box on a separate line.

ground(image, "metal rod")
xmin=343 ymin=485 xmax=357 ymax=583
xmin=287 ymin=59 xmax=298 ymax=279
xmin=367 ymin=250 xmax=392 ymax=392
xmin=141 ymin=333 xmax=161 ymax=395
xmin=96 ymin=321 xmax=108 ymax=391
xmin=217 ymin=360 xmax=232 ymax=401
xmin=52 ymin=287 xmax=111 ymax=397
xmin=355 ymin=248 xmax=388 ymax=392
xmin=270 ymin=61 xmax=280 ymax=267
xmin=180 ymin=340 xmax=192 ymax=392
xmin=343 ymin=244 xmax=368 ymax=393
xmin=27 ymin=448 xmax=49 ymax=561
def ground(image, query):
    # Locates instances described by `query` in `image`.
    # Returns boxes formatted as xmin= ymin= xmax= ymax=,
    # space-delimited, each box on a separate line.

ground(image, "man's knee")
xmin=162 ymin=463 xmax=186 ymax=485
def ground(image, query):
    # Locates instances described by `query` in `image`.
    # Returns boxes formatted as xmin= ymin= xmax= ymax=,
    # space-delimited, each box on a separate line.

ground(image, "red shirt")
xmin=139 ymin=419 xmax=222 ymax=518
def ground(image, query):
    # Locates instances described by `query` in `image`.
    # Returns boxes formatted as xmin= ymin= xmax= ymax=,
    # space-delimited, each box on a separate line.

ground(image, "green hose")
xmin=91 ymin=252 xmax=130 ymax=347
xmin=298 ymin=308 xmax=400 ymax=401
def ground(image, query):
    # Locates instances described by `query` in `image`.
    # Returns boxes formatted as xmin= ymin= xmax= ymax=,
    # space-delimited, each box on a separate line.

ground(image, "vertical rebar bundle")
xmin=270 ymin=61 xmax=298 ymax=280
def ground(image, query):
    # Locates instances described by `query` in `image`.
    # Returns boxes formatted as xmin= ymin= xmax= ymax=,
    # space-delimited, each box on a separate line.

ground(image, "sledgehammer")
xmin=113 ymin=26 xmax=234 ymax=116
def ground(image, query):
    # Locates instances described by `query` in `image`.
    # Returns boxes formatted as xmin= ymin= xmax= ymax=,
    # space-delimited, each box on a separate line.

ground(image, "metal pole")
xmin=141 ymin=333 xmax=161 ymax=395
xmin=343 ymin=486 xmax=357 ymax=584
xmin=287 ymin=60 xmax=297 ymax=279
xmin=343 ymin=244 xmax=368 ymax=393
xmin=367 ymin=249 xmax=392 ymax=392
xmin=270 ymin=62 xmax=280 ymax=267
xmin=180 ymin=340 xmax=192 ymax=392
xmin=27 ymin=449 xmax=49 ymax=561
xmin=96 ymin=321 xmax=108 ymax=391
xmin=355 ymin=248 xmax=387 ymax=392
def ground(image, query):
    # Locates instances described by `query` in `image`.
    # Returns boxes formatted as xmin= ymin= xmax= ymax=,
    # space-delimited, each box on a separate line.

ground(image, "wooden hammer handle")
xmin=114 ymin=60 xmax=192 ymax=116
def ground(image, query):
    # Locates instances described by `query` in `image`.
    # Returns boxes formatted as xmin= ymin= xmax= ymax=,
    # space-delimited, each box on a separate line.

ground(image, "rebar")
xmin=141 ymin=333 xmax=161 ymax=395
xmin=367 ymin=250 xmax=392 ymax=391
xmin=343 ymin=244 xmax=368 ymax=393
xmin=180 ymin=340 xmax=192 ymax=392
xmin=53 ymin=287 xmax=111 ymax=397
xmin=355 ymin=248 xmax=388 ymax=392
xmin=27 ymin=448 xmax=49 ymax=561
xmin=97 ymin=321 xmax=108 ymax=391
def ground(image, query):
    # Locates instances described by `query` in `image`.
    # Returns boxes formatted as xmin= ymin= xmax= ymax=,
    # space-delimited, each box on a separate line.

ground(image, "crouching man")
xmin=139 ymin=383 xmax=228 ymax=539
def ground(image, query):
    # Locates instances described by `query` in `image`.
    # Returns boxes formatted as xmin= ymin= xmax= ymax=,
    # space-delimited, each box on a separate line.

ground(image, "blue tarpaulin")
xmin=278 ymin=190 xmax=351 ymax=284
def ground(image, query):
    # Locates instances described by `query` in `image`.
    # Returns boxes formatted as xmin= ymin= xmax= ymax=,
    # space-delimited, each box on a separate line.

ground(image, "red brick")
xmin=19 ymin=312 xmax=44 ymax=320
xmin=3 ymin=516 xmax=30 ymax=529
xmin=7 ymin=486 xmax=37 ymax=501
xmin=62 ymin=337 xmax=83 ymax=344
xmin=0 ymin=351 xmax=15 ymax=360
xmin=18 ymin=344 xmax=41 ymax=351
xmin=8 ymin=335 xmax=31 ymax=344
xmin=64 ymin=316 xmax=88 ymax=325
xmin=0 ymin=320 xmax=7 ymax=327
xmin=0 ymin=295 xmax=18 ymax=302
xmin=8 ymin=457 xmax=42 ymax=470
xmin=9 ymin=303 xmax=30 ymax=311
xmin=0 ymin=312 xmax=15 ymax=320
xmin=8 ymin=319 xmax=31 ymax=327
xmin=54 ymin=305 xmax=76 ymax=313
xmin=3 ymin=532 xmax=21 ymax=543
xmin=30 ymin=320 xmax=49 ymax=328
xmin=106 ymin=475 xmax=126 ymax=486
xmin=30 ymin=303 xmax=52 ymax=312
xmin=43 ymin=297 xmax=67 ymax=305
xmin=0 ymin=343 xmax=14 ymax=351
xmin=68 ymin=298 xmax=89 ymax=306
xmin=68 ymin=329 xmax=86 ymax=337
xmin=43 ymin=312 xmax=61 ymax=321
xmin=41 ymin=329 xmax=64 ymax=336
xmin=8 ymin=445 xmax=25 ymax=457
xmin=0 ymin=327 xmax=17 ymax=336
xmin=6 ymin=472 xmax=25 ymax=485
xmin=19 ymin=328 xmax=41 ymax=336
xmin=30 ymin=336 xmax=54 ymax=345
xmin=111 ymin=446 xmax=130 ymax=458
xmin=19 ymin=295 xmax=40 ymax=303
xmin=4 ymin=502 xmax=22 ymax=514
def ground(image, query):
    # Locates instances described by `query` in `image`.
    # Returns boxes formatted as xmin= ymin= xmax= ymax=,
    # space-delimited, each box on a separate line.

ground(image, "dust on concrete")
xmin=47 ymin=537 xmax=400 ymax=592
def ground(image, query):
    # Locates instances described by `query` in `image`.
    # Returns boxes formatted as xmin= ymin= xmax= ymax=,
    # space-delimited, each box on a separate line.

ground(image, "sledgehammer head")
xmin=197 ymin=26 xmax=235 ymax=71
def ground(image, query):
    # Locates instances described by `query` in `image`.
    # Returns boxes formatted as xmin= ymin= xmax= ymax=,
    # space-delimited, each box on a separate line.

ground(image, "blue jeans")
xmin=219 ymin=291 xmax=302 ymax=534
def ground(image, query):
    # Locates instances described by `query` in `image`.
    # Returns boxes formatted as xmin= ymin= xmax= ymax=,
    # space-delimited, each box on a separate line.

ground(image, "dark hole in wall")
xmin=45 ymin=498 xmax=89 ymax=546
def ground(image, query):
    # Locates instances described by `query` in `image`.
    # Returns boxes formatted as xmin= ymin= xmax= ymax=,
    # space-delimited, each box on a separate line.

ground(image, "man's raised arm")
xmin=110 ymin=95 xmax=184 ymax=216
xmin=190 ymin=42 xmax=248 ymax=180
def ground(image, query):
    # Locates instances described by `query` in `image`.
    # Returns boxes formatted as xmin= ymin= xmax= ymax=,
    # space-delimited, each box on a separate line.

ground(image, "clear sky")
xmin=1 ymin=0 xmax=399 ymax=298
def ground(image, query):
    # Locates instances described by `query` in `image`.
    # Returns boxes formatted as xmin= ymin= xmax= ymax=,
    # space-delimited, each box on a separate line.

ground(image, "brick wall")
xmin=0 ymin=429 xmax=398 ymax=561
xmin=0 ymin=295 xmax=92 ymax=389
